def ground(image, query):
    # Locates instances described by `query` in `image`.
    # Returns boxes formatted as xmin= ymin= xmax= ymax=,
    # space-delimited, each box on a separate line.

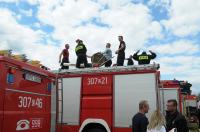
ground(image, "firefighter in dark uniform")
xmin=133 ymin=50 xmax=156 ymax=65
xmin=115 ymin=36 xmax=126 ymax=66
xmin=75 ymin=39 xmax=89 ymax=68
xmin=126 ymin=55 xmax=134 ymax=66
xmin=59 ymin=44 xmax=69 ymax=69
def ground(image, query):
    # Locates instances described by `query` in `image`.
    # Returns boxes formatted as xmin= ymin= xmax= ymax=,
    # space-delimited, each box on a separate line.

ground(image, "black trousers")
xmin=61 ymin=58 xmax=69 ymax=69
xmin=105 ymin=60 xmax=112 ymax=67
xmin=76 ymin=54 xmax=88 ymax=68
xmin=117 ymin=53 xmax=125 ymax=66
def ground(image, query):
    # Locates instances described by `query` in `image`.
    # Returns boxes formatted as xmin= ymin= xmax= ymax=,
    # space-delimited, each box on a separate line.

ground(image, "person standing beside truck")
xmin=198 ymin=100 xmax=200 ymax=109
xmin=115 ymin=36 xmax=126 ymax=66
xmin=133 ymin=50 xmax=156 ymax=65
xmin=75 ymin=39 xmax=89 ymax=68
xmin=166 ymin=99 xmax=189 ymax=132
xmin=147 ymin=110 xmax=166 ymax=132
xmin=59 ymin=44 xmax=70 ymax=69
xmin=198 ymin=100 xmax=200 ymax=128
xmin=132 ymin=100 xmax=149 ymax=132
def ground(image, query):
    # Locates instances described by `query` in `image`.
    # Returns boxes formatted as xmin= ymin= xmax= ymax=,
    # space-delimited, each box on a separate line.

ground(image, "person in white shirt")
xmin=102 ymin=43 xmax=112 ymax=67
xmin=147 ymin=110 xmax=166 ymax=132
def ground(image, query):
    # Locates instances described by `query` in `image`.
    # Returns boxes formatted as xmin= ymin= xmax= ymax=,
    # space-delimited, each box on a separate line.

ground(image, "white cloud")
xmin=33 ymin=22 xmax=41 ymax=28
xmin=162 ymin=0 xmax=200 ymax=37
xmin=0 ymin=0 xmax=17 ymax=3
xmin=149 ymin=40 xmax=199 ymax=55
xmin=36 ymin=0 xmax=162 ymax=65
xmin=24 ymin=0 xmax=38 ymax=5
xmin=96 ymin=0 xmax=134 ymax=8
xmin=37 ymin=0 xmax=101 ymax=27
xmin=158 ymin=56 xmax=200 ymax=73
xmin=0 ymin=0 xmax=199 ymax=94
xmin=157 ymin=55 xmax=200 ymax=94
xmin=0 ymin=0 xmax=38 ymax=5
xmin=148 ymin=0 xmax=171 ymax=9
xmin=19 ymin=8 xmax=33 ymax=17
xmin=0 ymin=8 xmax=61 ymax=69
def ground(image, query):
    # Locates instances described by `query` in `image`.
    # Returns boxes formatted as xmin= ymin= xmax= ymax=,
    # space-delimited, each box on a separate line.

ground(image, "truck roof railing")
xmin=52 ymin=63 xmax=160 ymax=74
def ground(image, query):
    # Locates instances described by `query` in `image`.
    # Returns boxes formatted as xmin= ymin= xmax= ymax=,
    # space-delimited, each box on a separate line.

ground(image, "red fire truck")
xmin=0 ymin=54 xmax=165 ymax=132
xmin=159 ymin=80 xmax=182 ymax=114
xmin=55 ymin=64 xmax=161 ymax=132
xmin=0 ymin=56 xmax=56 ymax=132
xmin=183 ymin=95 xmax=198 ymax=117
xmin=183 ymin=95 xmax=200 ymax=130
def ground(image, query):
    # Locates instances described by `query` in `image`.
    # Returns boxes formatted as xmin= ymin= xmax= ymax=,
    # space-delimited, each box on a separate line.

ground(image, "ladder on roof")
xmin=55 ymin=63 xmax=160 ymax=74
xmin=56 ymin=76 xmax=64 ymax=132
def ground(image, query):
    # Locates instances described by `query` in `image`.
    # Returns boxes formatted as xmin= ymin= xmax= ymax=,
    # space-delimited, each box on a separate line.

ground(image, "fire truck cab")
xmin=55 ymin=64 xmax=161 ymax=132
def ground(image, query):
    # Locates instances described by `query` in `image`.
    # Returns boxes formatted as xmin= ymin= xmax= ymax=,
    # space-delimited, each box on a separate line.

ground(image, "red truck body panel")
xmin=57 ymin=69 xmax=160 ymax=132
xmin=160 ymin=80 xmax=182 ymax=113
xmin=0 ymin=62 xmax=5 ymax=132
xmin=0 ymin=56 xmax=54 ymax=132
xmin=0 ymin=56 xmax=162 ymax=132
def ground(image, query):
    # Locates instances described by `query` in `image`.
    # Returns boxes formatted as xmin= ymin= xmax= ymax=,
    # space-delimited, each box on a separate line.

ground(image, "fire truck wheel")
xmin=87 ymin=128 xmax=106 ymax=132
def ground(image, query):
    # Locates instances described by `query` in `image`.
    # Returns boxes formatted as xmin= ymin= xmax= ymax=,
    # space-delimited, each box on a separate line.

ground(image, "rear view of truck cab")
xmin=0 ymin=56 xmax=55 ymax=132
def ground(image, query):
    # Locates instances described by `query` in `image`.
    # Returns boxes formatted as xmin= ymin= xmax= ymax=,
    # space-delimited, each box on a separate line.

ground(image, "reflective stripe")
xmin=139 ymin=56 xmax=149 ymax=60
xmin=6 ymin=88 xmax=50 ymax=96
xmin=75 ymin=46 xmax=83 ymax=52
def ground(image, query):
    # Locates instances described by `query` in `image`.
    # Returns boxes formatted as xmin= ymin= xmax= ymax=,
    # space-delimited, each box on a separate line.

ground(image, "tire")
xmin=87 ymin=128 xmax=106 ymax=132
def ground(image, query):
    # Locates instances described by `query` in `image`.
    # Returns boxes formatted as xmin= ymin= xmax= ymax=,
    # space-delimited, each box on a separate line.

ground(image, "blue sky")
xmin=0 ymin=0 xmax=200 ymax=94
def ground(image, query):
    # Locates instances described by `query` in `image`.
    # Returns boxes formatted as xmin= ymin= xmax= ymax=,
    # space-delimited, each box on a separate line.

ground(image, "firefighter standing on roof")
xmin=133 ymin=50 xmax=156 ymax=65
xmin=75 ymin=39 xmax=89 ymax=68
xmin=102 ymin=43 xmax=112 ymax=67
xmin=59 ymin=44 xmax=70 ymax=69
xmin=126 ymin=55 xmax=134 ymax=66
xmin=115 ymin=36 xmax=126 ymax=66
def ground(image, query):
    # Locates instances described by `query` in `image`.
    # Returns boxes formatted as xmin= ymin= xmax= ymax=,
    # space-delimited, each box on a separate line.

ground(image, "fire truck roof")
xmin=52 ymin=63 xmax=160 ymax=75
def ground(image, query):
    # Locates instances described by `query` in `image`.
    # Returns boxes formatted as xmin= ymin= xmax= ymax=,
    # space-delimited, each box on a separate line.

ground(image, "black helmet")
xmin=142 ymin=51 xmax=147 ymax=55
